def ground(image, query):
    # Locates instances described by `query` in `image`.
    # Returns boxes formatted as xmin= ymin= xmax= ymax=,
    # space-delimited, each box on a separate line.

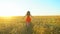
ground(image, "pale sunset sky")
xmin=0 ymin=0 xmax=60 ymax=16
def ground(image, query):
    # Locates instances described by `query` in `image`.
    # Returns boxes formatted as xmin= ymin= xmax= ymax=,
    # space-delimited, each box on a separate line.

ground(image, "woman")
xmin=26 ymin=11 xmax=31 ymax=26
xmin=24 ymin=11 xmax=33 ymax=34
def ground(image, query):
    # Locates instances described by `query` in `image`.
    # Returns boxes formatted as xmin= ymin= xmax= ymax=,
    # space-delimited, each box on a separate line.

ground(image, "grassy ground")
xmin=0 ymin=16 xmax=60 ymax=34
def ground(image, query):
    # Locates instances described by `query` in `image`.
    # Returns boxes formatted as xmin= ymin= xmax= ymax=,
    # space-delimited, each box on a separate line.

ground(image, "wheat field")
xmin=0 ymin=16 xmax=60 ymax=34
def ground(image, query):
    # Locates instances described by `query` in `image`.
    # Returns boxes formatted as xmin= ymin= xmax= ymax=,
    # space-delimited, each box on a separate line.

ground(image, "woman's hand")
xmin=22 ymin=16 xmax=26 ymax=19
xmin=31 ymin=16 xmax=35 ymax=19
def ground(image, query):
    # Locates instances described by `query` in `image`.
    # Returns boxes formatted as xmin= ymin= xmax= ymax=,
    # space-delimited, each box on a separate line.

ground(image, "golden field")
xmin=0 ymin=16 xmax=60 ymax=34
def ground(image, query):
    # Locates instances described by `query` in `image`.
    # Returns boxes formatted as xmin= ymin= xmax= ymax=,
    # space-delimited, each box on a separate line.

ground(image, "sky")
xmin=0 ymin=0 xmax=60 ymax=16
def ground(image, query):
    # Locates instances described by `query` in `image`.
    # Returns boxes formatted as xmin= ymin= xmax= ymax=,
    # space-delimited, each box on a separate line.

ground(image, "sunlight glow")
xmin=0 ymin=3 xmax=22 ymax=16
xmin=0 ymin=0 xmax=60 ymax=16
xmin=0 ymin=16 xmax=13 ymax=19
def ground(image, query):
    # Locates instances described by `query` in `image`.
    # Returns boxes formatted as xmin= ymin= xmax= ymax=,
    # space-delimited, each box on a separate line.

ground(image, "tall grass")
xmin=0 ymin=16 xmax=60 ymax=34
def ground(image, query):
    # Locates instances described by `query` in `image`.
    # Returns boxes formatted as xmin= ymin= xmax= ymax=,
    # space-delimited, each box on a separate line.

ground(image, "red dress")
xmin=26 ymin=16 xmax=31 ymax=23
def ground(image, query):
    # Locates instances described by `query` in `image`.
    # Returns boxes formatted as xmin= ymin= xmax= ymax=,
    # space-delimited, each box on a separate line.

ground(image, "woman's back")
xmin=26 ymin=16 xmax=31 ymax=23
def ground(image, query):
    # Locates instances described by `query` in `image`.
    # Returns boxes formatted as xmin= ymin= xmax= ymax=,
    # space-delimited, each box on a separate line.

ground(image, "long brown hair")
xmin=26 ymin=11 xmax=31 ymax=16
